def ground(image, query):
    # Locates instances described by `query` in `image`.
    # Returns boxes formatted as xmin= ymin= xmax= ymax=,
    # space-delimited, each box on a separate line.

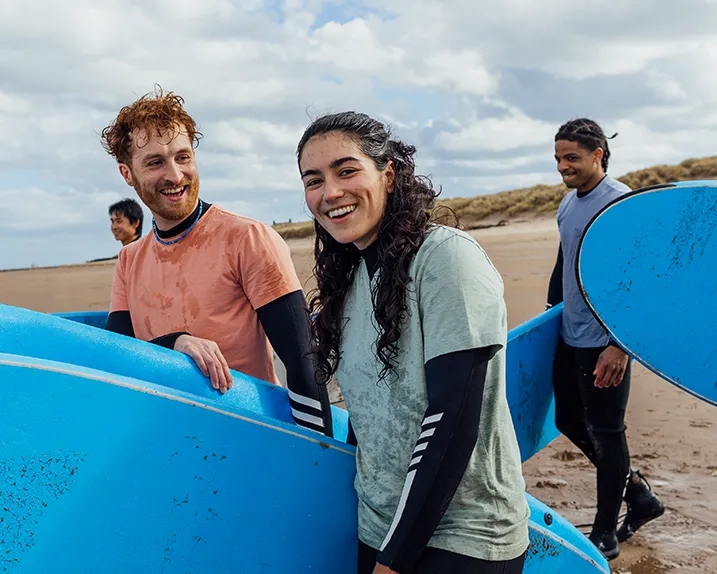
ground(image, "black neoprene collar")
xmin=359 ymin=241 xmax=380 ymax=280
xmin=155 ymin=199 xmax=212 ymax=239
xmin=576 ymin=175 xmax=607 ymax=198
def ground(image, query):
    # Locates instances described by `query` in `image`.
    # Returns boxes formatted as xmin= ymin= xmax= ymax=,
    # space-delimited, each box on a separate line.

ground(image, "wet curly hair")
xmin=100 ymin=85 xmax=203 ymax=165
xmin=297 ymin=111 xmax=457 ymax=386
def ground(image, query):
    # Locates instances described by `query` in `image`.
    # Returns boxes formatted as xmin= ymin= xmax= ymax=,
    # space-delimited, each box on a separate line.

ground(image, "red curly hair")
xmin=100 ymin=85 xmax=203 ymax=165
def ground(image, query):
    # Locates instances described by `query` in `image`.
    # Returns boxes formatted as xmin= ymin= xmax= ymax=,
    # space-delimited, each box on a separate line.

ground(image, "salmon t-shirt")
xmin=109 ymin=205 xmax=303 ymax=385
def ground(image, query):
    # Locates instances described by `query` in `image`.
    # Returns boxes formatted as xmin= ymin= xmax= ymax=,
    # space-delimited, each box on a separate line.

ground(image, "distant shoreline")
xmin=4 ymin=155 xmax=715 ymax=272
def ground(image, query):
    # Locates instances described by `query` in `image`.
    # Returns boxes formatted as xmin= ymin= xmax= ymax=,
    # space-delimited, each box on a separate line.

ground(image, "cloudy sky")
xmin=2 ymin=0 xmax=717 ymax=269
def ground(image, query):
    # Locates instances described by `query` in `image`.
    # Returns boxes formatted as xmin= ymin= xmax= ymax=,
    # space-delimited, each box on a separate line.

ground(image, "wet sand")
xmin=1 ymin=217 xmax=714 ymax=573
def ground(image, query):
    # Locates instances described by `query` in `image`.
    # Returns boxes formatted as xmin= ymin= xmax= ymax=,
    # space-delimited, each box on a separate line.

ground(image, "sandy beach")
xmin=1 ymin=217 xmax=714 ymax=573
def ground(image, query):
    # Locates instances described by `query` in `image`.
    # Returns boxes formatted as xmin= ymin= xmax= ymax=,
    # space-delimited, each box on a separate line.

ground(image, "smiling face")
xmin=110 ymin=211 xmax=140 ymax=246
xmin=554 ymin=139 xmax=605 ymax=192
xmin=300 ymin=132 xmax=395 ymax=250
xmin=118 ymin=124 xmax=199 ymax=230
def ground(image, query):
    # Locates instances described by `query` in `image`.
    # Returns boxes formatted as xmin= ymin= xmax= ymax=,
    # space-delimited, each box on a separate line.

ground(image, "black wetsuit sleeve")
xmin=547 ymin=243 xmax=563 ymax=308
xmin=105 ymin=310 xmax=134 ymax=337
xmin=105 ymin=310 xmax=189 ymax=350
xmin=375 ymin=346 xmax=491 ymax=572
xmin=347 ymin=419 xmax=357 ymax=447
xmin=256 ymin=290 xmax=334 ymax=438
xmin=150 ymin=332 xmax=191 ymax=349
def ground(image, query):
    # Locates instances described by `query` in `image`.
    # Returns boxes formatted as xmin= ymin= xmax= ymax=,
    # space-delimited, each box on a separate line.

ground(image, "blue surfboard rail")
xmin=0 ymin=304 xmax=351 ymax=443
xmin=577 ymin=180 xmax=717 ymax=407
xmin=0 ymin=351 xmax=608 ymax=573
xmin=54 ymin=310 xmax=108 ymax=329
xmin=49 ymin=304 xmax=563 ymax=463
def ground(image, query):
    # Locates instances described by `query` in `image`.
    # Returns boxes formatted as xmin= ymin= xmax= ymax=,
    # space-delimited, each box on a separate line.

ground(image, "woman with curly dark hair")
xmin=297 ymin=111 xmax=529 ymax=574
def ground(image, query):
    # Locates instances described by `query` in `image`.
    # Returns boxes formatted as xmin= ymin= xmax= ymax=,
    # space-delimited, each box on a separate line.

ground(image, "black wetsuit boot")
xmin=588 ymin=530 xmax=620 ymax=561
xmin=617 ymin=470 xmax=665 ymax=542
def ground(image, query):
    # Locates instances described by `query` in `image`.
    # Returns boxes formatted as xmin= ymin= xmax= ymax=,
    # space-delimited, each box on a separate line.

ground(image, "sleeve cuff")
xmin=150 ymin=331 xmax=191 ymax=350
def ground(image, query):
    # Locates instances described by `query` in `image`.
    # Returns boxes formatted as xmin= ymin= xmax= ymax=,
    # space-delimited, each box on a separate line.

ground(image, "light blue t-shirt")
xmin=557 ymin=175 xmax=631 ymax=347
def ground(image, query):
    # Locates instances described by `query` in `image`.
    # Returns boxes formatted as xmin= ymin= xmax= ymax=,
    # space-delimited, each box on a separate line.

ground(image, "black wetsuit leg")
xmin=359 ymin=541 xmax=526 ymax=574
xmin=553 ymin=337 xmax=631 ymax=533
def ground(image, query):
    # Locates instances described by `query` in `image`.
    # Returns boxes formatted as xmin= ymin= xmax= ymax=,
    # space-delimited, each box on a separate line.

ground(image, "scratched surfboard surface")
xmin=505 ymin=305 xmax=562 ymax=461
xmin=0 ymin=351 xmax=607 ymax=573
xmin=0 ymin=354 xmax=358 ymax=573
xmin=50 ymin=304 xmax=563 ymax=463
xmin=577 ymin=180 xmax=717 ymax=407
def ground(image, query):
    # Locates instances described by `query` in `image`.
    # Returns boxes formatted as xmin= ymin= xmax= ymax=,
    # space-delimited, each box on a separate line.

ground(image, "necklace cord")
xmin=152 ymin=201 xmax=204 ymax=246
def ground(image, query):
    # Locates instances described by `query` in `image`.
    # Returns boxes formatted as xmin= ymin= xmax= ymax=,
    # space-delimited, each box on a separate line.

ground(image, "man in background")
xmin=110 ymin=198 xmax=144 ymax=247
xmin=547 ymin=118 xmax=664 ymax=561
xmin=87 ymin=198 xmax=145 ymax=262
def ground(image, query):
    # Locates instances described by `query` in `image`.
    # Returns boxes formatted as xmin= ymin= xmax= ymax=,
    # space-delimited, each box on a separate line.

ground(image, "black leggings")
xmin=553 ymin=337 xmax=631 ymax=533
xmin=358 ymin=541 xmax=526 ymax=574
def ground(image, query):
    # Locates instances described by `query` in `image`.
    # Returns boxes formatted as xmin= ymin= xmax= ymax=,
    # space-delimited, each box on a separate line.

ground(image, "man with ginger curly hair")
xmin=100 ymin=86 xmax=332 ymax=437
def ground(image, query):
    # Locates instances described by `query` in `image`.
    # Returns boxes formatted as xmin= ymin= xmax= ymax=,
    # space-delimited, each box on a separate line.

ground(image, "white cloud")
xmin=537 ymin=40 xmax=695 ymax=81
xmin=208 ymin=119 xmax=305 ymax=154
xmin=1 ymin=187 xmax=124 ymax=232
xmin=440 ymin=155 xmax=546 ymax=173
xmin=444 ymin=172 xmax=560 ymax=196
xmin=1 ymin=0 xmax=717 ymax=269
xmin=607 ymin=119 xmax=717 ymax=176
xmin=435 ymin=112 xmax=556 ymax=152
xmin=306 ymin=18 xmax=404 ymax=72
xmin=0 ymin=91 xmax=31 ymax=114
xmin=403 ymin=50 xmax=497 ymax=96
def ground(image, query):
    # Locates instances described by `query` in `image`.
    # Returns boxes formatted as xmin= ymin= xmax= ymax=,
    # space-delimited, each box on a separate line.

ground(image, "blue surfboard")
xmin=505 ymin=305 xmax=562 ymax=458
xmin=0 ymin=349 xmax=608 ymax=573
xmin=0 ymin=353 xmax=357 ymax=573
xmin=577 ymin=180 xmax=717 ymax=407
xmin=48 ymin=304 xmax=563 ymax=463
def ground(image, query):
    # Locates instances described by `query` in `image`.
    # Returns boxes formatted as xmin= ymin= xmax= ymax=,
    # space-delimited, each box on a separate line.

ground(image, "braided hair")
xmin=554 ymin=118 xmax=617 ymax=173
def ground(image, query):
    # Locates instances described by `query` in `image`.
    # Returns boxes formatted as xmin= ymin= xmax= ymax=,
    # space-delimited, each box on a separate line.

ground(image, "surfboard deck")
xmin=48 ymin=304 xmax=563 ymax=463
xmin=505 ymin=305 xmax=562 ymax=459
xmin=0 ymin=354 xmax=357 ymax=573
xmin=577 ymin=180 xmax=717 ymax=407
xmin=0 ymin=352 xmax=608 ymax=573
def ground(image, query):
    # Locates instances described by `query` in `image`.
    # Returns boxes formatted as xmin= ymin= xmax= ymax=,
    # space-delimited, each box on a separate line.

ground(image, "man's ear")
xmin=593 ymin=147 xmax=605 ymax=167
xmin=119 ymin=163 xmax=133 ymax=187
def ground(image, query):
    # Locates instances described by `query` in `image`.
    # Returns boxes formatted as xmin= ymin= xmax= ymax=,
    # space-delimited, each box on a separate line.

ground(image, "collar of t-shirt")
xmin=359 ymin=241 xmax=380 ymax=280
xmin=576 ymin=175 xmax=607 ymax=199
xmin=154 ymin=199 xmax=213 ymax=239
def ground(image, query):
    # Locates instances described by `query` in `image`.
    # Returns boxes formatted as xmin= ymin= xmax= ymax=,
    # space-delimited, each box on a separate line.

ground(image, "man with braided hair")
xmin=547 ymin=118 xmax=664 ymax=560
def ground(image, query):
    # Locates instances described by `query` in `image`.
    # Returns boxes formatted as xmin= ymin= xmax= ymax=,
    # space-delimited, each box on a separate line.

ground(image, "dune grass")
xmin=273 ymin=156 xmax=717 ymax=239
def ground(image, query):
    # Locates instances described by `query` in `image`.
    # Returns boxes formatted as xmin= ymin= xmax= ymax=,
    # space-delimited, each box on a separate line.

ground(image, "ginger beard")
xmin=132 ymin=170 xmax=200 ymax=224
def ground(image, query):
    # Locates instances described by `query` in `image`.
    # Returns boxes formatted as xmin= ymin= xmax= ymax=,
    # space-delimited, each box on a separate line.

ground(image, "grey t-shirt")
xmin=337 ymin=225 xmax=530 ymax=561
xmin=557 ymin=175 xmax=631 ymax=347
